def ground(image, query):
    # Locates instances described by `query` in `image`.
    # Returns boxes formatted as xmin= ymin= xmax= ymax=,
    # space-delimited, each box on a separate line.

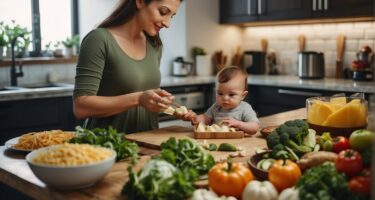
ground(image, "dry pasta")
xmin=13 ymin=130 xmax=75 ymax=150
xmin=32 ymin=143 xmax=114 ymax=166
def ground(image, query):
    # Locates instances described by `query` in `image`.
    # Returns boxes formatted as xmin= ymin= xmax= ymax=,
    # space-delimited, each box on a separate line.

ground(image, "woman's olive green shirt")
xmin=73 ymin=28 xmax=162 ymax=134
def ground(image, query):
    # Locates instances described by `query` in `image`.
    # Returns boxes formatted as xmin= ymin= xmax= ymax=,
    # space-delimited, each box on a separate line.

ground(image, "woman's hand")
xmin=139 ymin=89 xmax=174 ymax=112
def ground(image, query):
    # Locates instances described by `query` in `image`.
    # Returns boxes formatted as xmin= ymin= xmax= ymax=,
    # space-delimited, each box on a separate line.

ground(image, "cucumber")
xmin=218 ymin=143 xmax=237 ymax=151
xmin=254 ymin=147 xmax=267 ymax=154
xmin=257 ymin=159 xmax=265 ymax=168
xmin=261 ymin=158 xmax=276 ymax=170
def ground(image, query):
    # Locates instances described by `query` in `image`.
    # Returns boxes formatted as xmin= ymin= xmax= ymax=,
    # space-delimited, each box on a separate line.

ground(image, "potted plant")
xmin=191 ymin=46 xmax=212 ymax=76
xmin=3 ymin=20 xmax=31 ymax=58
xmin=53 ymin=41 xmax=63 ymax=57
xmin=62 ymin=34 xmax=80 ymax=57
xmin=0 ymin=22 xmax=7 ymax=60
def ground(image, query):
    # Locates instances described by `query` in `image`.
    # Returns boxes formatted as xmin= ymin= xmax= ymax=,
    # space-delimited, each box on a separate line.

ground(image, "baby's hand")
xmin=221 ymin=118 xmax=241 ymax=128
xmin=175 ymin=109 xmax=197 ymax=122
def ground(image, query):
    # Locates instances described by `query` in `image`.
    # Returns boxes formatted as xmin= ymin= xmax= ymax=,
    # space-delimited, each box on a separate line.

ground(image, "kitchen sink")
xmin=20 ymin=83 xmax=73 ymax=89
xmin=0 ymin=86 xmax=25 ymax=91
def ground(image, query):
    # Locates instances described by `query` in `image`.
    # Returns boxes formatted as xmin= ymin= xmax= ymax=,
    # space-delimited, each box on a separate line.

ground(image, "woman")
xmin=73 ymin=0 xmax=182 ymax=133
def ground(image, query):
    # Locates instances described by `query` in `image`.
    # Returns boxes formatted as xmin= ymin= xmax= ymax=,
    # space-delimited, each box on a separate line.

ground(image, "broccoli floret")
xmin=279 ymin=132 xmax=289 ymax=145
xmin=271 ymin=144 xmax=289 ymax=160
xmin=266 ymin=131 xmax=280 ymax=149
xmin=285 ymin=119 xmax=308 ymax=129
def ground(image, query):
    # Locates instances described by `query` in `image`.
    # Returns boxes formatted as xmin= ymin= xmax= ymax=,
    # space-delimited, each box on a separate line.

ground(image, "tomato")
xmin=208 ymin=157 xmax=253 ymax=199
xmin=268 ymin=160 xmax=301 ymax=192
xmin=335 ymin=149 xmax=363 ymax=177
xmin=332 ymin=136 xmax=350 ymax=154
xmin=348 ymin=169 xmax=371 ymax=195
xmin=349 ymin=129 xmax=374 ymax=151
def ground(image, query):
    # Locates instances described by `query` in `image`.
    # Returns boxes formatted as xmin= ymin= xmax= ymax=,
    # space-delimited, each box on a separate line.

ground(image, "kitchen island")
xmin=0 ymin=108 xmax=305 ymax=200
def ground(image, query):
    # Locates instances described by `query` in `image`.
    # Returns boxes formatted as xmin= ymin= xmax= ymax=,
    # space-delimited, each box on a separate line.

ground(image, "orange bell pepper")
xmin=268 ymin=159 xmax=301 ymax=192
xmin=208 ymin=157 xmax=254 ymax=199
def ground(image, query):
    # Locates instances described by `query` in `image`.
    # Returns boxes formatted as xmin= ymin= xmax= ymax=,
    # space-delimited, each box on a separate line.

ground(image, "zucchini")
xmin=261 ymin=158 xmax=276 ymax=170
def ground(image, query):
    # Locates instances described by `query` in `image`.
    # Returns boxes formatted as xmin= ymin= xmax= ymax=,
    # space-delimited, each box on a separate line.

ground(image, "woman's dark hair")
xmin=98 ymin=0 xmax=182 ymax=47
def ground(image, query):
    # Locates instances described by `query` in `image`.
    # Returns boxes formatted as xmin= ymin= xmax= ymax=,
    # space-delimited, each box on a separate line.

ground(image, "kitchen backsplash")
xmin=243 ymin=21 xmax=375 ymax=77
xmin=0 ymin=63 xmax=76 ymax=87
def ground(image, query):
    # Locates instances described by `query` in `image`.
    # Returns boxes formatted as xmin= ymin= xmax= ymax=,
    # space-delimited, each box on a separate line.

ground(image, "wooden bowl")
xmin=247 ymin=152 xmax=270 ymax=180
xmin=308 ymin=123 xmax=367 ymax=137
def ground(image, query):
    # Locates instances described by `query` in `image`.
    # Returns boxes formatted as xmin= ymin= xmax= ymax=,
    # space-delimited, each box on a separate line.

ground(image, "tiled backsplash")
xmin=243 ymin=21 xmax=375 ymax=77
xmin=0 ymin=63 xmax=76 ymax=87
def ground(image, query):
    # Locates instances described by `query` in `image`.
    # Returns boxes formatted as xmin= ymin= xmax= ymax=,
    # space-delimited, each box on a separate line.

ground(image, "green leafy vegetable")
xmin=160 ymin=137 xmax=215 ymax=176
xmin=122 ymin=159 xmax=197 ymax=200
xmin=69 ymin=126 xmax=139 ymax=162
xmin=266 ymin=119 xmax=312 ymax=160
xmin=296 ymin=162 xmax=351 ymax=200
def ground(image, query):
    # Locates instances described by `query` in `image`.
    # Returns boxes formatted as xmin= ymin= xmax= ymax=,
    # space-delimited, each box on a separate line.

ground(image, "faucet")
xmin=10 ymin=34 xmax=25 ymax=87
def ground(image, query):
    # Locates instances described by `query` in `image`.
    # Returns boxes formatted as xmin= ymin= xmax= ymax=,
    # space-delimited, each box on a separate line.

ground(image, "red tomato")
xmin=335 ymin=149 xmax=363 ymax=177
xmin=348 ymin=169 xmax=371 ymax=195
xmin=332 ymin=136 xmax=350 ymax=154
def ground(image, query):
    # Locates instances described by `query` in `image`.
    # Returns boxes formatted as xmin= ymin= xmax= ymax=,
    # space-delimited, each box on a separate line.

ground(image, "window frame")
xmin=29 ymin=0 xmax=79 ymax=57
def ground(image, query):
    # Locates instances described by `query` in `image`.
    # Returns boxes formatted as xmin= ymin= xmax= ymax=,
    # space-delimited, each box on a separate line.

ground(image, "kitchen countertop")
xmin=1 ymin=75 xmax=374 ymax=101
xmin=0 ymin=108 xmax=305 ymax=200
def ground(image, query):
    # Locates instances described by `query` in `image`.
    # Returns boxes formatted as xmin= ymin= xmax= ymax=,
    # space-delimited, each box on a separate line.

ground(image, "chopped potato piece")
xmin=163 ymin=106 xmax=175 ymax=115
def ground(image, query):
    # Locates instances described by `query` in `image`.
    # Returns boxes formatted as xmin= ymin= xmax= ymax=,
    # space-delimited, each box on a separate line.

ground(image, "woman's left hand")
xmin=139 ymin=89 xmax=174 ymax=112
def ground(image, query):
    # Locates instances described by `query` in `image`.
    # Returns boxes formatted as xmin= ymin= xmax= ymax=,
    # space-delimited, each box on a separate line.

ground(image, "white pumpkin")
xmin=277 ymin=187 xmax=299 ymax=200
xmin=242 ymin=180 xmax=278 ymax=200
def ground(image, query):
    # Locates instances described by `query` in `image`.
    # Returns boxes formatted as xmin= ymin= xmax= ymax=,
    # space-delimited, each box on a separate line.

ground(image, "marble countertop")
xmin=1 ymin=75 xmax=374 ymax=102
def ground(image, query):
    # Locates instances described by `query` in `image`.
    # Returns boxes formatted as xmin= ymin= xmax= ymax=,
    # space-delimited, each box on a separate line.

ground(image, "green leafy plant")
xmin=62 ymin=34 xmax=80 ymax=48
xmin=69 ymin=126 xmax=139 ymax=163
xmin=2 ymin=20 xmax=31 ymax=57
xmin=191 ymin=46 xmax=206 ymax=58
xmin=0 ymin=22 xmax=7 ymax=47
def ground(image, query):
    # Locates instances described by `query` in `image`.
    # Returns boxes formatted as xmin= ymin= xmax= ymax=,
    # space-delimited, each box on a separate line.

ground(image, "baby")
xmin=192 ymin=66 xmax=259 ymax=134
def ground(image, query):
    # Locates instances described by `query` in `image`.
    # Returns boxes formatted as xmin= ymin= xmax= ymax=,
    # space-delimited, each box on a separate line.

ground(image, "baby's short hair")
xmin=217 ymin=66 xmax=248 ymax=90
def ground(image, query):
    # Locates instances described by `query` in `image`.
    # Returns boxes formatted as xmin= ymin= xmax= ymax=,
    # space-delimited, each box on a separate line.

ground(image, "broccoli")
xmin=271 ymin=144 xmax=289 ymax=160
xmin=279 ymin=132 xmax=290 ymax=145
xmin=266 ymin=131 xmax=280 ymax=149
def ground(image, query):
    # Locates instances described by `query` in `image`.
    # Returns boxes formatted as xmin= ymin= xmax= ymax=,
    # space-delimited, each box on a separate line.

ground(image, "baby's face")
xmin=215 ymin=76 xmax=247 ymax=110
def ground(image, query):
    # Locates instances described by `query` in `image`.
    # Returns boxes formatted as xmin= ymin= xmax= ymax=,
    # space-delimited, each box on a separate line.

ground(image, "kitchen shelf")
xmin=0 ymin=56 xmax=78 ymax=67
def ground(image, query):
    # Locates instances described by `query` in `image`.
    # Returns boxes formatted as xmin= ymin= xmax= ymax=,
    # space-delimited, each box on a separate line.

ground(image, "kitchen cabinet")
xmin=0 ymin=97 xmax=80 ymax=144
xmin=247 ymin=85 xmax=371 ymax=117
xmin=312 ymin=0 xmax=374 ymax=19
xmin=219 ymin=0 xmax=374 ymax=25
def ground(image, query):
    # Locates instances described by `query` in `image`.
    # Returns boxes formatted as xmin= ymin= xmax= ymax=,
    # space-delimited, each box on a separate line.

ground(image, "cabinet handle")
xmin=324 ymin=0 xmax=328 ymax=10
xmin=247 ymin=0 xmax=251 ymax=15
xmin=258 ymin=0 xmax=262 ymax=15
xmin=278 ymin=89 xmax=322 ymax=97
xmin=318 ymin=0 xmax=322 ymax=10
xmin=312 ymin=0 xmax=317 ymax=11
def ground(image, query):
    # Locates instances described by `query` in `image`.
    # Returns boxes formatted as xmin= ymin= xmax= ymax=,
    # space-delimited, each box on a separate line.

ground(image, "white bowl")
xmin=26 ymin=145 xmax=116 ymax=190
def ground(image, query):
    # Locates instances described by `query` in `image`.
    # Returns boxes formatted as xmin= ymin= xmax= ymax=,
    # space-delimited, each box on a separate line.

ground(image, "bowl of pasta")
xmin=26 ymin=143 xmax=116 ymax=190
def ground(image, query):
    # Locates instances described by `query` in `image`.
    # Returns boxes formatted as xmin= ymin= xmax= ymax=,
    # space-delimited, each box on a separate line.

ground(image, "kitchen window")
xmin=0 ymin=0 xmax=78 ymax=57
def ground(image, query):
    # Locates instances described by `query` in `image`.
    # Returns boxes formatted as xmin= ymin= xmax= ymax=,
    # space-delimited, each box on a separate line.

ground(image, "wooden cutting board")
xmin=125 ymin=126 xmax=267 ymax=162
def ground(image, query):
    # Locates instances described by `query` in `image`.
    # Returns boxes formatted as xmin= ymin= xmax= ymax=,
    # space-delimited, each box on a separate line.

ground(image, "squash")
xmin=208 ymin=157 xmax=254 ymax=199
xmin=268 ymin=160 xmax=301 ymax=192
xmin=242 ymin=180 xmax=278 ymax=200
xmin=189 ymin=189 xmax=236 ymax=200
xmin=277 ymin=187 xmax=299 ymax=200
